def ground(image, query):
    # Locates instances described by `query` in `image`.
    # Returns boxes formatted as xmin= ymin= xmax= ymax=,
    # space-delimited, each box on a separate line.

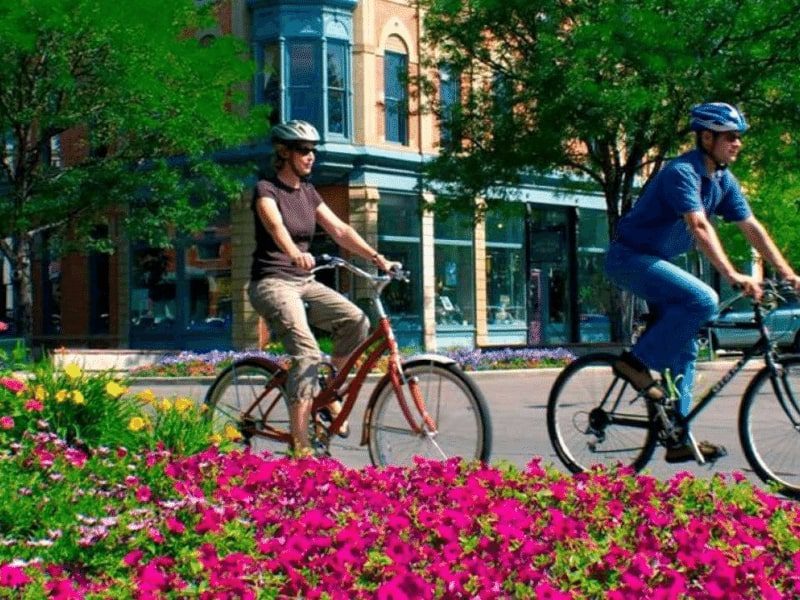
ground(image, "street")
xmin=130 ymin=359 xmax=768 ymax=486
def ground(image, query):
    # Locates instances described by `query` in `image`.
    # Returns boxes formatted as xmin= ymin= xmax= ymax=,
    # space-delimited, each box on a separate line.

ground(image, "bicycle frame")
xmin=297 ymin=257 xmax=436 ymax=443
xmin=684 ymin=302 xmax=783 ymax=425
xmin=602 ymin=290 xmax=798 ymax=435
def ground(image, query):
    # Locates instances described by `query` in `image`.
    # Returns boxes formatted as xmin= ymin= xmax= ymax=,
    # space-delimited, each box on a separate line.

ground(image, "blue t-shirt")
xmin=614 ymin=149 xmax=752 ymax=259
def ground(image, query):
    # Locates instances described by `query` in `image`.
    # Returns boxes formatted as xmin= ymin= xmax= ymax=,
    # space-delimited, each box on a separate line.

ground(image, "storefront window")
xmin=378 ymin=197 xmax=422 ymax=348
xmin=577 ymin=208 xmax=612 ymax=342
xmin=486 ymin=204 xmax=526 ymax=344
xmin=435 ymin=212 xmax=474 ymax=346
xmin=130 ymin=223 xmax=232 ymax=350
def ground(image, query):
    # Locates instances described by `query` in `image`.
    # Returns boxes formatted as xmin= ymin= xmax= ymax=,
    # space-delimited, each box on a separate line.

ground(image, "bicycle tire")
xmin=204 ymin=358 xmax=291 ymax=456
xmin=547 ymin=353 xmax=657 ymax=473
xmin=739 ymin=355 xmax=800 ymax=500
xmin=367 ymin=362 xmax=491 ymax=467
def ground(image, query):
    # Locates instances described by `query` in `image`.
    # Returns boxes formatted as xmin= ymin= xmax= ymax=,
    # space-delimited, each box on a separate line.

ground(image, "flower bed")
xmin=130 ymin=347 xmax=576 ymax=378
xmin=1 ymin=437 xmax=799 ymax=598
xmin=2 ymin=361 xmax=799 ymax=598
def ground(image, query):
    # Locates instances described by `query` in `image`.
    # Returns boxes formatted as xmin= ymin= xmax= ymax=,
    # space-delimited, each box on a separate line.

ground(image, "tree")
xmin=419 ymin=0 xmax=800 ymax=340
xmin=0 ymin=0 xmax=267 ymax=338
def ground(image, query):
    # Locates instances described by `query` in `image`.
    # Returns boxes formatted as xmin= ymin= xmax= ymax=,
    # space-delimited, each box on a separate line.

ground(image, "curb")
xmin=127 ymin=359 xmax=755 ymax=387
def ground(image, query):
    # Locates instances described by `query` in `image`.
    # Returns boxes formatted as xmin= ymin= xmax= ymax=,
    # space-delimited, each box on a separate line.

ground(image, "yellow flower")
xmin=105 ymin=381 xmax=127 ymax=398
xmin=64 ymin=363 xmax=82 ymax=380
xmin=222 ymin=423 xmax=243 ymax=442
xmin=35 ymin=385 xmax=48 ymax=401
xmin=55 ymin=389 xmax=69 ymax=403
xmin=158 ymin=398 xmax=173 ymax=412
xmin=174 ymin=397 xmax=194 ymax=413
xmin=136 ymin=389 xmax=156 ymax=404
xmin=71 ymin=390 xmax=85 ymax=405
xmin=128 ymin=416 xmax=147 ymax=432
xmin=208 ymin=433 xmax=222 ymax=445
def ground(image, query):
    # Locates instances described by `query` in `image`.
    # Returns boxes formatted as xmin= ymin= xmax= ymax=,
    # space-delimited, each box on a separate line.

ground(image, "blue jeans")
xmin=605 ymin=243 xmax=719 ymax=416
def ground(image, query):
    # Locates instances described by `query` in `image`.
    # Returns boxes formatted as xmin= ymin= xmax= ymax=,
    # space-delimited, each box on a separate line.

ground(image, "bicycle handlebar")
xmin=722 ymin=278 xmax=798 ymax=318
xmin=311 ymin=254 xmax=410 ymax=283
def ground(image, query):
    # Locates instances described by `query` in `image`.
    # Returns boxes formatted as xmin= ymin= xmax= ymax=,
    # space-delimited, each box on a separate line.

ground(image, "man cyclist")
xmin=605 ymin=102 xmax=800 ymax=463
xmin=248 ymin=120 xmax=398 ymax=456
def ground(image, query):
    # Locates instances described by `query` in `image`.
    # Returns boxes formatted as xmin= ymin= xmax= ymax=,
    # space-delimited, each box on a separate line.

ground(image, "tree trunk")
xmin=12 ymin=236 xmax=34 ymax=340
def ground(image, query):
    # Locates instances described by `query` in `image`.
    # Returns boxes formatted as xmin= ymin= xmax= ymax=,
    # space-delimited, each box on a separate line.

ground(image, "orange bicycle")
xmin=204 ymin=255 xmax=492 ymax=466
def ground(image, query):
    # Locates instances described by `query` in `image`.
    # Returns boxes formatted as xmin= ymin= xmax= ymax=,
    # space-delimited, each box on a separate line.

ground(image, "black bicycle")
xmin=547 ymin=279 xmax=800 ymax=499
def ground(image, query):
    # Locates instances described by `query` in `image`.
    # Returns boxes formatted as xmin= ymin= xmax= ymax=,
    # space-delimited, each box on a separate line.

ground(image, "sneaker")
xmin=612 ymin=351 xmax=664 ymax=400
xmin=665 ymin=440 xmax=727 ymax=463
xmin=327 ymin=399 xmax=350 ymax=438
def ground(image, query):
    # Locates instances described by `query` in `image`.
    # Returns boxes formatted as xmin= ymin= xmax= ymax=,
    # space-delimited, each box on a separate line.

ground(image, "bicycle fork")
xmin=391 ymin=369 xmax=447 ymax=459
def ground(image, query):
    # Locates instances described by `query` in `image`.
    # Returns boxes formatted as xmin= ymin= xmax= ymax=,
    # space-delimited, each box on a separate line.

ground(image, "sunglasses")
xmin=292 ymin=145 xmax=316 ymax=156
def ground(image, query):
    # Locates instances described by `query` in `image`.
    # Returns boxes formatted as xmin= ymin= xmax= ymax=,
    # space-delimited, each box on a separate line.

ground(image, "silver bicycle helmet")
xmin=690 ymin=102 xmax=748 ymax=133
xmin=270 ymin=120 xmax=321 ymax=143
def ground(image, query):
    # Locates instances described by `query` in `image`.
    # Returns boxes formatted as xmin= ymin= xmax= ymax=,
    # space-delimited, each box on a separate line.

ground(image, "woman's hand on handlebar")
xmin=373 ymin=254 xmax=402 ymax=274
xmin=290 ymin=252 xmax=316 ymax=271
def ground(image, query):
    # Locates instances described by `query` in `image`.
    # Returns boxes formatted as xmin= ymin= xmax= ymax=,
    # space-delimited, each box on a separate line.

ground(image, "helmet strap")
xmin=698 ymin=131 xmax=728 ymax=171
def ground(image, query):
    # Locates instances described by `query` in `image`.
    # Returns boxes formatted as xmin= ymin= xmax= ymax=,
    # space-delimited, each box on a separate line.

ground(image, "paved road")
xmin=130 ymin=359 xmax=767 ymax=485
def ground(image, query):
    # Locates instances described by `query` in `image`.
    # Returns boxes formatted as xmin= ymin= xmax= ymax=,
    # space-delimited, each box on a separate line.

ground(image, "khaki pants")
xmin=248 ymin=276 xmax=370 ymax=404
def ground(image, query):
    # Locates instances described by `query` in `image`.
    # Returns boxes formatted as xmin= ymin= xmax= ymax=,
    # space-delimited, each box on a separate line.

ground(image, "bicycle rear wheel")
xmin=367 ymin=362 xmax=491 ymax=467
xmin=204 ymin=358 xmax=291 ymax=456
xmin=547 ymin=353 xmax=657 ymax=473
xmin=739 ymin=356 xmax=800 ymax=499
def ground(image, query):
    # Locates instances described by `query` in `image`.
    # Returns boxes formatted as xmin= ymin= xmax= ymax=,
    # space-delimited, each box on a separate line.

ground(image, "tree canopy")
xmin=420 ymin=0 xmax=800 ymax=242
xmin=0 ymin=0 xmax=267 ymax=335
xmin=420 ymin=0 xmax=800 ymax=338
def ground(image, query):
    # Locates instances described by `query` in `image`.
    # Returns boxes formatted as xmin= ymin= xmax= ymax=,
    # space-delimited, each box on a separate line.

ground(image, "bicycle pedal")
xmin=317 ymin=407 xmax=333 ymax=424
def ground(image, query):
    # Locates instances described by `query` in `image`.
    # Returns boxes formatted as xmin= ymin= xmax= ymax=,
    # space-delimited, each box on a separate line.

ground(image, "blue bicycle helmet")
xmin=690 ymin=102 xmax=748 ymax=133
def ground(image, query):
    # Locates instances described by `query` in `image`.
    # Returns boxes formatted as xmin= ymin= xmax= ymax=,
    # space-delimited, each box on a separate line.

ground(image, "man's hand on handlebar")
xmin=782 ymin=273 xmax=800 ymax=294
xmin=729 ymin=273 xmax=763 ymax=301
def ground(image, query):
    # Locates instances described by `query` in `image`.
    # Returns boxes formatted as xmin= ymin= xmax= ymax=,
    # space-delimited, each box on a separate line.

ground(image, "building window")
xmin=129 ymin=221 xmax=232 ymax=350
xmin=577 ymin=207 xmax=612 ymax=343
xmin=327 ymin=41 xmax=348 ymax=136
xmin=528 ymin=206 xmax=570 ymax=345
xmin=378 ymin=197 xmax=422 ymax=348
xmin=434 ymin=213 xmax=474 ymax=346
xmin=438 ymin=64 xmax=461 ymax=150
xmin=384 ymin=50 xmax=408 ymax=144
xmin=263 ymin=43 xmax=281 ymax=125
xmin=260 ymin=38 xmax=352 ymax=139
xmin=288 ymin=41 xmax=320 ymax=125
xmin=486 ymin=205 xmax=526 ymax=344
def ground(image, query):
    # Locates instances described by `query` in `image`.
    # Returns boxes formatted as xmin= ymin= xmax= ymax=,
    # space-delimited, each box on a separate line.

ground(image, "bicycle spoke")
xmin=740 ymin=357 xmax=800 ymax=499
xmin=205 ymin=359 xmax=291 ymax=457
xmin=367 ymin=363 xmax=490 ymax=466
xmin=547 ymin=354 xmax=656 ymax=473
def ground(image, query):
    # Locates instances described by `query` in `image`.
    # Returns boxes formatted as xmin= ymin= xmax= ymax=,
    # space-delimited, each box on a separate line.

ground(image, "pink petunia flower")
xmin=0 ymin=416 xmax=13 ymax=430
xmin=24 ymin=399 xmax=44 ymax=412
xmin=0 ymin=377 xmax=24 ymax=394
xmin=0 ymin=564 xmax=31 ymax=588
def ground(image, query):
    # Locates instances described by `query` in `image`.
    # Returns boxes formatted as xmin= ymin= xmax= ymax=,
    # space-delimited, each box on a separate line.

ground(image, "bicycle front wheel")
xmin=739 ymin=356 xmax=800 ymax=499
xmin=367 ymin=363 xmax=491 ymax=467
xmin=204 ymin=358 xmax=291 ymax=456
xmin=547 ymin=353 xmax=657 ymax=473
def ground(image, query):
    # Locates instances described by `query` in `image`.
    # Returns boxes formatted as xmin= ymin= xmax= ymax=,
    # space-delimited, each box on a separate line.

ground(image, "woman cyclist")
xmin=248 ymin=120 xmax=398 ymax=455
